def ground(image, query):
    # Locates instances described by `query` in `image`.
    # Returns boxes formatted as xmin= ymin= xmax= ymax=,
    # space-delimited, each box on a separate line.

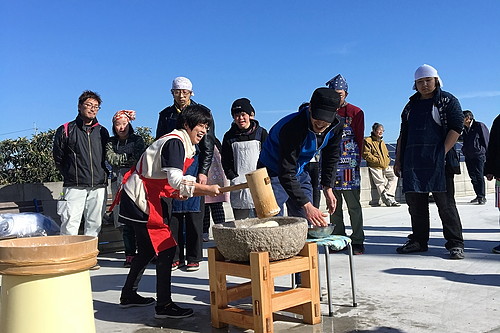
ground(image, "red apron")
xmin=111 ymin=134 xmax=194 ymax=254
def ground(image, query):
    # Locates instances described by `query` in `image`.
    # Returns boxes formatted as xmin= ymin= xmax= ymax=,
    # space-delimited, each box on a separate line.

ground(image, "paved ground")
xmin=87 ymin=193 xmax=500 ymax=332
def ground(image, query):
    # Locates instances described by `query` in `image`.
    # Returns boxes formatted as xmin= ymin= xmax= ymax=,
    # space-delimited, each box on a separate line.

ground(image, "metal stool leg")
xmin=324 ymin=245 xmax=334 ymax=317
xmin=347 ymin=242 xmax=358 ymax=307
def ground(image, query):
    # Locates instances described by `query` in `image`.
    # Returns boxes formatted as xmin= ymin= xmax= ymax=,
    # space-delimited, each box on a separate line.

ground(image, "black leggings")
xmin=121 ymin=222 xmax=176 ymax=306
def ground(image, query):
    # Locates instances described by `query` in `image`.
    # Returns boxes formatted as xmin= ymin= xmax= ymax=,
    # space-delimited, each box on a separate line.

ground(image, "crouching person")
xmin=118 ymin=105 xmax=220 ymax=318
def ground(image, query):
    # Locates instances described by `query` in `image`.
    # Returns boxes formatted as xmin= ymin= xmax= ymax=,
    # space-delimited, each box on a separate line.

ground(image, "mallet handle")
xmin=219 ymin=183 xmax=249 ymax=193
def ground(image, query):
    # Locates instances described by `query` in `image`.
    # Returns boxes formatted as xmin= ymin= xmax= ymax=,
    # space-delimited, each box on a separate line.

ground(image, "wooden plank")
xmin=208 ymin=247 xmax=228 ymax=328
xmin=250 ymin=251 xmax=273 ymax=333
xmin=269 ymin=256 xmax=310 ymax=278
xmin=218 ymin=308 xmax=254 ymax=330
xmin=271 ymin=288 xmax=311 ymax=312
xmin=215 ymin=261 xmax=252 ymax=279
xmin=300 ymin=243 xmax=321 ymax=325
xmin=226 ymin=281 xmax=252 ymax=303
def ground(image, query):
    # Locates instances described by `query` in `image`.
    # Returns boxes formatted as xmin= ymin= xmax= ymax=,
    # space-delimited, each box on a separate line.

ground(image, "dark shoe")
xmin=492 ymin=245 xmax=500 ymax=254
xmin=186 ymin=262 xmax=200 ymax=271
xmin=120 ymin=293 xmax=156 ymax=308
xmin=449 ymin=247 xmax=464 ymax=260
xmin=396 ymin=240 xmax=428 ymax=254
xmin=477 ymin=198 xmax=487 ymax=205
xmin=470 ymin=197 xmax=479 ymax=203
xmin=352 ymin=244 xmax=365 ymax=255
xmin=390 ymin=199 xmax=401 ymax=207
xmin=123 ymin=256 xmax=134 ymax=268
xmin=155 ymin=302 xmax=194 ymax=319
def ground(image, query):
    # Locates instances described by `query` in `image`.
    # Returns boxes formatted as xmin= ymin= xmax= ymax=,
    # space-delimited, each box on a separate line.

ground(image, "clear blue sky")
xmin=1 ymin=0 xmax=499 ymax=143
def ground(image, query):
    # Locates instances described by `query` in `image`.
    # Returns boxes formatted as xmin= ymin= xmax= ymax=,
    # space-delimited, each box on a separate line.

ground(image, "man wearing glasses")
xmin=155 ymin=77 xmax=215 ymax=272
xmin=53 ymin=90 xmax=110 ymax=261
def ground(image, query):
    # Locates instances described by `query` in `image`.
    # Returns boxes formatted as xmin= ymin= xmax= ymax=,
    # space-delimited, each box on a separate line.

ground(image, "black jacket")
xmin=462 ymin=119 xmax=489 ymax=159
xmin=53 ymin=115 xmax=109 ymax=187
xmin=484 ymin=114 xmax=500 ymax=177
xmin=155 ymin=100 xmax=215 ymax=176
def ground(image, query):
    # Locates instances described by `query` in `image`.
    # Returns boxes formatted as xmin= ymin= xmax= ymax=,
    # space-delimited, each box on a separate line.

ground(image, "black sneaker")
xmin=492 ymin=245 xmax=500 ymax=254
xmin=469 ymin=197 xmax=479 ymax=203
xmin=477 ymin=197 xmax=487 ymax=205
xmin=449 ymin=247 xmax=464 ymax=260
xmin=352 ymin=244 xmax=365 ymax=255
xmin=155 ymin=302 xmax=194 ymax=319
xmin=120 ymin=293 xmax=156 ymax=308
xmin=396 ymin=240 xmax=428 ymax=254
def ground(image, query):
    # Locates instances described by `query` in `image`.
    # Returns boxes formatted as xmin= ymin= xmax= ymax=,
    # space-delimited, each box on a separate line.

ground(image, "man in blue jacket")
xmin=462 ymin=110 xmax=490 ymax=205
xmin=258 ymin=88 xmax=343 ymax=226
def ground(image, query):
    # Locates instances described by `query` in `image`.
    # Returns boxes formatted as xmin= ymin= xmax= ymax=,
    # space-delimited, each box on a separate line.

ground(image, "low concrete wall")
xmin=0 ymin=162 xmax=495 ymax=222
xmin=360 ymin=162 xmax=495 ymax=206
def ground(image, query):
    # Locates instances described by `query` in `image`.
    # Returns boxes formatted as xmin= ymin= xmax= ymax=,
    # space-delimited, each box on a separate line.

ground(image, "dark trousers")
xmin=121 ymin=222 xmax=176 ymax=306
xmin=122 ymin=224 xmax=137 ymax=256
xmin=203 ymin=202 xmax=226 ymax=233
xmin=465 ymin=155 xmax=486 ymax=199
xmin=170 ymin=200 xmax=204 ymax=263
xmin=331 ymin=189 xmax=364 ymax=245
xmin=405 ymin=174 xmax=464 ymax=250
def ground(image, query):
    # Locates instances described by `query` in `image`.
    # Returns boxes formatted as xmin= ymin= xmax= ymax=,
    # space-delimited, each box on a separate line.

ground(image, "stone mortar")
xmin=211 ymin=216 xmax=308 ymax=262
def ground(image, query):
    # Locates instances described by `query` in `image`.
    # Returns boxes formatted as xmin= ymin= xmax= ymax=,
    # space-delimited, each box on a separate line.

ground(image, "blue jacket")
xmin=258 ymin=105 xmax=343 ymax=206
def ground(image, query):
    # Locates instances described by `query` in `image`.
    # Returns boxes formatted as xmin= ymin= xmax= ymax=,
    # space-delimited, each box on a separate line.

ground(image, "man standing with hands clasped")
xmin=53 ymin=90 xmax=109 ymax=270
xmin=394 ymin=64 xmax=465 ymax=260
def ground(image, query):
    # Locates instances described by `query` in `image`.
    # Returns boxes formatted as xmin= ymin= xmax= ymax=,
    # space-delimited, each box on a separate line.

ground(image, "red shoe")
xmin=171 ymin=261 xmax=180 ymax=271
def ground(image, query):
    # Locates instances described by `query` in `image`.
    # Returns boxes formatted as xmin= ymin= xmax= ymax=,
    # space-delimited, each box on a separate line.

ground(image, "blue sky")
xmin=1 ymin=0 xmax=499 ymax=143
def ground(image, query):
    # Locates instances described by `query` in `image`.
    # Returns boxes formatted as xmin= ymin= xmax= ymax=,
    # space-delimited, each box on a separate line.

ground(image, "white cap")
xmin=413 ymin=64 xmax=443 ymax=89
xmin=172 ymin=77 xmax=194 ymax=95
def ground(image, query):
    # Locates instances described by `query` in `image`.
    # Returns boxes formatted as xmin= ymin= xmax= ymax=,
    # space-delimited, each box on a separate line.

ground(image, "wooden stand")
xmin=208 ymin=242 xmax=321 ymax=333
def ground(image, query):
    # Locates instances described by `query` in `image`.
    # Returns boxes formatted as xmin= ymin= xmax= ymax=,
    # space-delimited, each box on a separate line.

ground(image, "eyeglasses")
xmin=172 ymin=89 xmax=192 ymax=96
xmin=83 ymin=103 xmax=101 ymax=110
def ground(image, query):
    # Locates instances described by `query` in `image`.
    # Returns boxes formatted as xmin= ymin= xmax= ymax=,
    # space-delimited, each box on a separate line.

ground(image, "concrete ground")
xmin=89 ymin=193 xmax=499 ymax=332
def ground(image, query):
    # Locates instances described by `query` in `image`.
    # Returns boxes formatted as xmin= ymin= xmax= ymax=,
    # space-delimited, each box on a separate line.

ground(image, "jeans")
xmin=57 ymin=186 xmax=107 ymax=237
xmin=465 ymin=155 xmax=486 ymax=199
xmin=405 ymin=174 xmax=464 ymax=250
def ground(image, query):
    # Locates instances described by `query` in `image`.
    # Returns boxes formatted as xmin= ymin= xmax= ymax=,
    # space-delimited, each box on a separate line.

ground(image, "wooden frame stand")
xmin=208 ymin=242 xmax=321 ymax=333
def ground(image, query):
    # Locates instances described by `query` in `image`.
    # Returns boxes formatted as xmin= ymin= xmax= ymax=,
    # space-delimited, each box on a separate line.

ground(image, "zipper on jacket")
xmin=73 ymin=151 xmax=79 ymax=186
xmin=88 ymin=131 xmax=94 ymax=187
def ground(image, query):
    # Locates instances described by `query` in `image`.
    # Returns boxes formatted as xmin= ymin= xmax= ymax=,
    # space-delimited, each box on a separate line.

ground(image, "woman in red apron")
xmin=117 ymin=105 xmax=220 ymax=319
